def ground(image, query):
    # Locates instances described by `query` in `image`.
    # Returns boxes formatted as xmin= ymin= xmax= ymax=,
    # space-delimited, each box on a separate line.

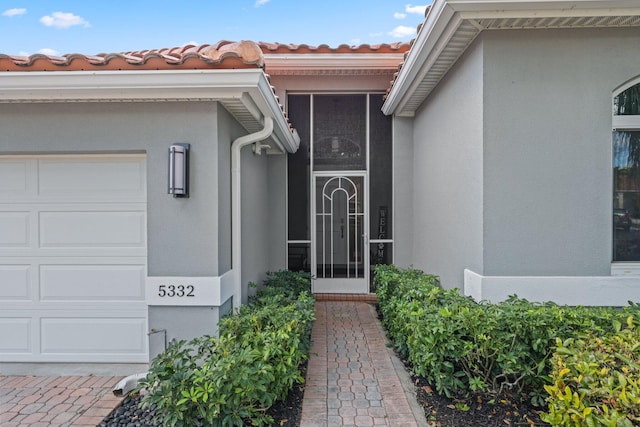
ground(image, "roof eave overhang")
xmin=263 ymin=53 xmax=406 ymax=75
xmin=382 ymin=0 xmax=640 ymax=117
xmin=0 ymin=68 xmax=299 ymax=153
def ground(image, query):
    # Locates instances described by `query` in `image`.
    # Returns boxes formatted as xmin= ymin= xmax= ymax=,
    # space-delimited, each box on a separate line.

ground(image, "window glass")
xmin=614 ymin=83 xmax=640 ymax=115
xmin=313 ymin=95 xmax=367 ymax=171
xmin=613 ymin=130 xmax=640 ymax=261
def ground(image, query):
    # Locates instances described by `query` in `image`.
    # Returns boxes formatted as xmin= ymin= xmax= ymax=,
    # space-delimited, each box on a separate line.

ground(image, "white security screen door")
xmin=312 ymin=173 xmax=368 ymax=293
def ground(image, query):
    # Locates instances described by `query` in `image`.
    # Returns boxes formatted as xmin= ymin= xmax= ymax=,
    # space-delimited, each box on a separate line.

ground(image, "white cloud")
xmin=40 ymin=11 xmax=90 ymax=29
xmin=369 ymin=31 xmax=383 ymax=38
xmin=2 ymin=8 xmax=26 ymax=17
xmin=405 ymin=4 xmax=429 ymax=15
xmin=388 ymin=25 xmax=416 ymax=38
xmin=37 ymin=48 xmax=60 ymax=56
xmin=394 ymin=12 xmax=407 ymax=19
xmin=350 ymin=38 xmax=361 ymax=45
xmin=255 ymin=0 xmax=270 ymax=7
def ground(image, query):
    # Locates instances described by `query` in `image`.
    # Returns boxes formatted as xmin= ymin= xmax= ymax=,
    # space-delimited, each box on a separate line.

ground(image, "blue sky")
xmin=0 ymin=1 xmax=430 ymax=57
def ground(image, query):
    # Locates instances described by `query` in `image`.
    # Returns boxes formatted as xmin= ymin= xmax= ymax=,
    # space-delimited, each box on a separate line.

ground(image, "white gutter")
xmin=231 ymin=116 xmax=274 ymax=310
xmin=113 ymin=372 xmax=148 ymax=397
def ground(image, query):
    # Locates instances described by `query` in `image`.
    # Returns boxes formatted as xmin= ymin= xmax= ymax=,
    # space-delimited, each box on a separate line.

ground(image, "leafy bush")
xmin=542 ymin=318 xmax=640 ymax=427
xmin=251 ymin=270 xmax=312 ymax=304
xmin=374 ymin=265 xmax=637 ymax=404
xmin=138 ymin=270 xmax=314 ymax=427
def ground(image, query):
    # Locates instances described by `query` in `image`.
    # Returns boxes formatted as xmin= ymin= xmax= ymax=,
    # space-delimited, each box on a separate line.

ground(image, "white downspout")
xmin=231 ymin=116 xmax=274 ymax=310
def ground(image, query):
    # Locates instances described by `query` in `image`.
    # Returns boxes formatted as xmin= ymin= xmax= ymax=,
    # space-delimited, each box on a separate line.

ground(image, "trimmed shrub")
xmin=251 ymin=270 xmax=313 ymax=304
xmin=542 ymin=319 xmax=640 ymax=427
xmin=374 ymin=265 xmax=638 ymax=406
xmin=138 ymin=270 xmax=314 ymax=427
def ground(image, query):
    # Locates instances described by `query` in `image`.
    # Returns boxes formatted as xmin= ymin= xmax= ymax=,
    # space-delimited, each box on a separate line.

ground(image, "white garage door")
xmin=0 ymin=155 xmax=148 ymax=363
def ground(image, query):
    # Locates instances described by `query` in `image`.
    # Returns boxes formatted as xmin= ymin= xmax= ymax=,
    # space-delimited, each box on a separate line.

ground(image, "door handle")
xmin=341 ymin=225 xmax=344 ymax=239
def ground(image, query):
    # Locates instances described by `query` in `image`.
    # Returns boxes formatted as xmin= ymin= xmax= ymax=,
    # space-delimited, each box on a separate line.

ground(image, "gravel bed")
xmin=99 ymin=395 xmax=160 ymax=427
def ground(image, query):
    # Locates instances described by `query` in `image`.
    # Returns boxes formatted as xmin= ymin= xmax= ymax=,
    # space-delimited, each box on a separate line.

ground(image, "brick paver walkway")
xmin=301 ymin=300 xmax=429 ymax=427
xmin=0 ymin=375 xmax=123 ymax=426
xmin=0 ymin=299 xmax=428 ymax=427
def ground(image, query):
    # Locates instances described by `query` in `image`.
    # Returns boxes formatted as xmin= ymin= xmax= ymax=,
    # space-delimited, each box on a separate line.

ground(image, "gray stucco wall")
xmin=268 ymin=154 xmax=288 ymax=271
xmin=392 ymin=116 xmax=415 ymax=267
xmin=0 ymin=101 xmax=221 ymax=277
xmin=217 ymin=107 xmax=235 ymax=274
xmin=240 ymin=140 xmax=271 ymax=303
xmin=482 ymin=27 xmax=640 ymax=277
xmin=410 ymin=41 xmax=485 ymax=289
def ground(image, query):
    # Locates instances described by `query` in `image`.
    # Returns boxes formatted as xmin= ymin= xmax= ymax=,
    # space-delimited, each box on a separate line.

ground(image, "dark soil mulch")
xmin=263 ymin=377 xmax=305 ymax=427
xmin=412 ymin=373 xmax=546 ymax=427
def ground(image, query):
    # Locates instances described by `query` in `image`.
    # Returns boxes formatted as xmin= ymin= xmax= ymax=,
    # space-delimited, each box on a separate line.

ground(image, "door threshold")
xmin=313 ymin=293 xmax=378 ymax=302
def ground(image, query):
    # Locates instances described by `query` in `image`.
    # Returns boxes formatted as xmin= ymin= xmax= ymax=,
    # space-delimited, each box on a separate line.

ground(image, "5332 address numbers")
xmin=157 ymin=284 xmax=195 ymax=298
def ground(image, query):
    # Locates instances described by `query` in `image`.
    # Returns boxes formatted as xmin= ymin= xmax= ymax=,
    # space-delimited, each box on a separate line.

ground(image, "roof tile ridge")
xmin=201 ymin=40 xmax=264 ymax=67
xmin=258 ymin=41 xmax=411 ymax=54
xmin=0 ymin=53 xmax=34 ymax=66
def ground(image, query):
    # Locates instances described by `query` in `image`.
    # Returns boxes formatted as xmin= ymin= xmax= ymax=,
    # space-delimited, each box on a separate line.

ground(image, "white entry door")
xmin=0 ymin=155 xmax=148 ymax=363
xmin=312 ymin=173 xmax=368 ymax=293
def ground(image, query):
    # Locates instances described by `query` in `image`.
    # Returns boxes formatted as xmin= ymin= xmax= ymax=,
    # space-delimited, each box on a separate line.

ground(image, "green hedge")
xmin=542 ymin=320 xmax=640 ymax=426
xmin=138 ymin=271 xmax=314 ymax=427
xmin=374 ymin=265 xmax=639 ymax=408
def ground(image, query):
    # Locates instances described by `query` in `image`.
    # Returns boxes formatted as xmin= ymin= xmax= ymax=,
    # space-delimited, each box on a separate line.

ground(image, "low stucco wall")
xmin=464 ymin=269 xmax=640 ymax=306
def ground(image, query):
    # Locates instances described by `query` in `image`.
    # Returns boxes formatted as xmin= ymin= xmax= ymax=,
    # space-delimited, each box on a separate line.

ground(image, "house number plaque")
xmin=146 ymin=276 xmax=228 ymax=306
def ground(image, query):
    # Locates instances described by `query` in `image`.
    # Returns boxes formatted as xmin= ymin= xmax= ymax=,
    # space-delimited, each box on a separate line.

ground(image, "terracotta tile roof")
xmin=0 ymin=40 xmax=412 ymax=74
xmin=258 ymin=42 xmax=410 ymax=54
xmin=0 ymin=41 xmax=264 ymax=72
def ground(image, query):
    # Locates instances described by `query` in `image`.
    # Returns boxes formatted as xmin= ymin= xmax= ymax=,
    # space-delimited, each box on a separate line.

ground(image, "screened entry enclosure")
xmin=287 ymin=94 xmax=393 ymax=293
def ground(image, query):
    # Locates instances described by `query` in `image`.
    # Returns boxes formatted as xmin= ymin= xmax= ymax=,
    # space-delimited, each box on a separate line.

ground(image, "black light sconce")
xmin=168 ymin=143 xmax=190 ymax=197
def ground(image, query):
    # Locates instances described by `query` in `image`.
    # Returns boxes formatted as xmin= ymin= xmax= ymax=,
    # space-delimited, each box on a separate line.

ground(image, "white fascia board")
xmin=447 ymin=0 xmax=640 ymax=13
xmin=382 ymin=0 xmax=458 ymax=115
xmin=264 ymin=53 xmax=406 ymax=73
xmin=460 ymin=7 xmax=640 ymax=20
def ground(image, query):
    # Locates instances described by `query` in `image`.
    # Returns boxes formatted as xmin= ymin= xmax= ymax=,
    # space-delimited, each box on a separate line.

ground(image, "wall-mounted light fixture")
xmin=168 ymin=143 xmax=190 ymax=198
